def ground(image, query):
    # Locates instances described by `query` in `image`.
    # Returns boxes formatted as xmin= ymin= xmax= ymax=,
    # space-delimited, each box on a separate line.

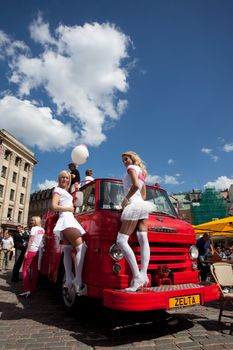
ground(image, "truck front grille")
xmin=133 ymin=242 xmax=190 ymax=272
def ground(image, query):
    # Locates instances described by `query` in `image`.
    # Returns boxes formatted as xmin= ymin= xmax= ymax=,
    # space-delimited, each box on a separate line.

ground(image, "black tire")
xmin=57 ymin=263 xmax=89 ymax=315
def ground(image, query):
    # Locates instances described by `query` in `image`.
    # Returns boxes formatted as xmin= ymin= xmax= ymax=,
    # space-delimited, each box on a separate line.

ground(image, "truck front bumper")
xmin=103 ymin=282 xmax=220 ymax=311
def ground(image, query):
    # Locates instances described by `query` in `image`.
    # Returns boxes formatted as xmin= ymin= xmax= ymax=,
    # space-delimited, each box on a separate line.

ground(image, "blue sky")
xmin=1 ymin=0 xmax=233 ymax=194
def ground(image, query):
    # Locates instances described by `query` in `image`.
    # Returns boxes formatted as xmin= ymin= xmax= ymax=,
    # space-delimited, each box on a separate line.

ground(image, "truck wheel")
xmin=61 ymin=270 xmax=77 ymax=310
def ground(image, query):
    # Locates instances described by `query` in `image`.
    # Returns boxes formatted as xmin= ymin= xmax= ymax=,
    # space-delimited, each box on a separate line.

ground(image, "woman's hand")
xmin=121 ymin=197 xmax=129 ymax=209
xmin=67 ymin=206 xmax=74 ymax=213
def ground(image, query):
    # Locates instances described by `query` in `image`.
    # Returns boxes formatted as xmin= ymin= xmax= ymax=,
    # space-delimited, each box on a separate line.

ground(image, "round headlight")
xmin=189 ymin=245 xmax=199 ymax=260
xmin=109 ymin=243 xmax=124 ymax=261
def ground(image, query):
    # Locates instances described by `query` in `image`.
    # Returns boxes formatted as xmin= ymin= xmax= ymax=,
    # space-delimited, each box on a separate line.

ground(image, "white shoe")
xmin=63 ymin=283 xmax=71 ymax=291
xmin=77 ymin=284 xmax=87 ymax=296
xmin=72 ymin=281 xmax=87 ymax=296
xmin=125 ymin=276 xmax=144 ymax=292
xmin=140 ymin=273 xmax=149 ymax=286
xmin=18 ymin=291 xmax=31 ymax=298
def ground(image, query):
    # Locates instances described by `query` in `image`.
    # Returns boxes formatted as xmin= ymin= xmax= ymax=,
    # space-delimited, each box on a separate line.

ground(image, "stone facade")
xmin=29 ymin=188 xmax=54 ymax=221
xmin=0 ymin=129 xmax=37 ymax=232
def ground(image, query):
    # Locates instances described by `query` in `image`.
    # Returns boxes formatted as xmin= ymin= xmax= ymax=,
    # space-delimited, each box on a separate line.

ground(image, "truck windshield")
xmin=146 ymin=186 xmax=178 ymax=218
xmin=99 ymin=181 xmax=178 ymax=218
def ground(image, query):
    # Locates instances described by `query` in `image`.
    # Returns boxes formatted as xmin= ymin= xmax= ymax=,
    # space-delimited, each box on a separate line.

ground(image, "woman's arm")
xmin=121 ymin=169 xmax=139 ymax=208
xmin=26 ymin=236 xmax=34 ymax=253
xmin=9 ymin=237 xmax=14 ymax=250
xmin=51 ymin=193 xmax=74 ymax=212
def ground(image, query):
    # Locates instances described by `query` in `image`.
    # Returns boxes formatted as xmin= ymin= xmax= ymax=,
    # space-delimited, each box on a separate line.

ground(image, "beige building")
xmin=0 ymin=129 xmax=37 ymax=232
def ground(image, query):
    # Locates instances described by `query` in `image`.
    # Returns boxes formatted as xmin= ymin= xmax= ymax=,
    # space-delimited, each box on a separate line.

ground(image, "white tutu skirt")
xmin=53 ymin=212 xmax=85 ymax=239
xmin=121 ymin=199 xmax=156 ymax=221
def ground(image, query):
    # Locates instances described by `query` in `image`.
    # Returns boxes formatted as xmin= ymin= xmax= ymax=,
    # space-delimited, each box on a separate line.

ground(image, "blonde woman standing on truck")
xmin=116 ymin=151 xmax=154 ymax=292
xmin=52 ymin=170 xmax=87 ymax=295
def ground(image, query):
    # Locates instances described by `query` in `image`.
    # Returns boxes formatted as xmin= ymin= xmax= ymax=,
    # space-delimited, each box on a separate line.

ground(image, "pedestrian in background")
xmin=196 ymin=232 xmax=213 ymax=281
xmin=0 ymin=230 xmax=14 ymax=271
xmin=11 ymin=225 xmax=29 ymax=282
xmin=68 ymin=163 xmax=80 ymax=193
xmin=83 ymin=169 xmax=94 ymax=185
xmin=19 ymin=216 xmax=45 ymax=298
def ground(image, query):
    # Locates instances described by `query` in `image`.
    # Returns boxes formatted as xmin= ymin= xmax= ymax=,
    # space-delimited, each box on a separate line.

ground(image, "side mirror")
xmin=74 ymin=191 xmax=83 ymax=207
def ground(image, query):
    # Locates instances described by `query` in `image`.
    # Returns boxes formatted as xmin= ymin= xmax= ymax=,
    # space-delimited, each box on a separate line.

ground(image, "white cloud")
xmin=37 ymin=179 xmax=57 ymax=190
xmin=0 ymin=95 xmax=76 ymax=151
xmin=146 ymin=174 xmax=161 ymax=185
xmin=223 ymin=143 xmax=233 ymax=152
xmin=204 ymin=176 xmax=233 ymax=191
xmin=211 ymin=155 xmax=219 ymax=162
xmin=168 ymin=159 xmax=175 ymax=165
xmin=201 ymin=147 xmax=219 ymax=162
xmin=217 ymin=136 xmax=225 ymax=143
xmin=0 ymin=15 xmax=131 ymax=148
xmin=146 ymin=173 xmax=182 ymax=186
xmin=0 ymin=30 xmax=29 ymax=59
xmin=164 ymin=175 xmax=180 ymax=185
xmin=201 ymin=147 xmax=212 ymax=154
xmin=29 ymin=14 xmax=56 ymax=45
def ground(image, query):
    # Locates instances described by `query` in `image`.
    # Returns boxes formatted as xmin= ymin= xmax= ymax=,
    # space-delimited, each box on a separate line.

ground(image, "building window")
xmin=1 ymin=166 xmax=7 ymax=178
xmin=18 ymin=210 xmax=22 ymax=223
xmin=4 ymin=150 xmax=11 ymax=160
xmin=22 ymin=176 xmax=26 ymax=187
xmin=12 ymin=172 xmax=17 ymax=183
xmin=20 ymin=193 xmax=24 ymax=204
xmin=7 ymin=207 xmax=12 ymax=220
xmin=24 ymin=162 xmax=30 ymax=172
xmin=0 ymin=184 xmax=4 ymax=197
xmin=10 ymin=189 xmax=15 ymax=201
xmin=15 ymin=156 xmax=21 ymax=166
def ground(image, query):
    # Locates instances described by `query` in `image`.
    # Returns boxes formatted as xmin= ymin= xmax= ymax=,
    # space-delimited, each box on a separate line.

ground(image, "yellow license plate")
xmin=169 ymin=294 xmax=200 ymax=308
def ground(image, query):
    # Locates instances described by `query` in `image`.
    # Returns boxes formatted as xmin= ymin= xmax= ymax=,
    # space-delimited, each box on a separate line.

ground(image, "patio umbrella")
xmin=193 ymin=216 xmax=233 ymax=237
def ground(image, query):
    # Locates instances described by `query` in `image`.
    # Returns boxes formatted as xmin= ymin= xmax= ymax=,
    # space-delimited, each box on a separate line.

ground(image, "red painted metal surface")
xmin=103 ymin=283 xmax=220 ymax=311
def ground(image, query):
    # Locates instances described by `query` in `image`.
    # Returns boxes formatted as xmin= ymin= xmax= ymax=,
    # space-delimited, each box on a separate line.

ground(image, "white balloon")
xmin=71 ymin=144 xmax=89 ymax=165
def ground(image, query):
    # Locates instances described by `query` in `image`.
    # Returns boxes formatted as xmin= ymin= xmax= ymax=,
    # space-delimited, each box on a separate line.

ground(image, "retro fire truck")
xmin=41 ymin=178 xmax=219 ymax=311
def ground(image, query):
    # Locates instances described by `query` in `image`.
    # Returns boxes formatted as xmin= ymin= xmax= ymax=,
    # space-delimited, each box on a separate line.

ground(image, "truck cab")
xmin=41 ymin=178 xmax=219 ymax=311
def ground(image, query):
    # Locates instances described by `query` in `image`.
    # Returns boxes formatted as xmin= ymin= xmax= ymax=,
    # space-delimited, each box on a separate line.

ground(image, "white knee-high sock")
xmin=117 ymin=232 xmax=140 ymax=278
xmin=63 ymin=245 xmax=73 ymax=287
xmin=73 ymin=242 xmax=87 ymax=287
xmin=136 ymin=231 xmax=150 ymax=276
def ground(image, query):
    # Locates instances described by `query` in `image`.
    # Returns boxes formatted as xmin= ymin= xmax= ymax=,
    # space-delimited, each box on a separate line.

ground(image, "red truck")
xmin=41 ymin=178 xmax=219 ymax=311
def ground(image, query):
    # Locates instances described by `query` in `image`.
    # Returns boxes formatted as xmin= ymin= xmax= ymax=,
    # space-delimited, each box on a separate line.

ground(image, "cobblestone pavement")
xmin=0 ymin=264 xmax=232 ymax=350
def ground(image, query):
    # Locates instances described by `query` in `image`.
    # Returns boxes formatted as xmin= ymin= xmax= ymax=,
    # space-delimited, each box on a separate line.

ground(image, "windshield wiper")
xmin=153 ymin=211 xmax=177 ymax=219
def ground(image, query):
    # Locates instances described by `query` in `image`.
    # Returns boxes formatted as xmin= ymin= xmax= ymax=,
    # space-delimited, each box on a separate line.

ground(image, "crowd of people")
xmin=196 ymin=232 xmax=233 ymax=282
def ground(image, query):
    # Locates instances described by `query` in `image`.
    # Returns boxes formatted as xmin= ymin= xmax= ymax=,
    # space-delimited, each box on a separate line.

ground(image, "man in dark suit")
xmin=11 ymin=225 xmax=29 ymax=282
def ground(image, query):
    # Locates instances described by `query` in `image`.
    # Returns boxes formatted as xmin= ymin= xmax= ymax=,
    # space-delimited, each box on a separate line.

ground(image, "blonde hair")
xmin=58 ymin=170 xmax=71 ymax=187
xmin=31 ymin=216 xmax=42 ymax=226
xmin=122 ymin=151 xmax=147 ymax=177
